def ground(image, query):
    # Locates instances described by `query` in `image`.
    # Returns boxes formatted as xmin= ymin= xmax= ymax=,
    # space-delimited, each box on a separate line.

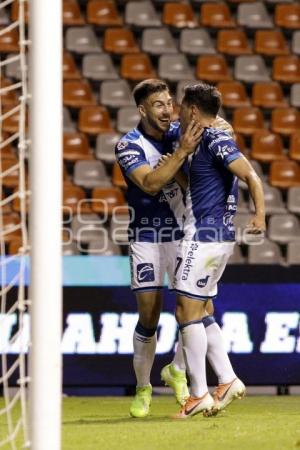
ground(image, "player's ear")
xmin=138 ymin=104 xmax=146 ymax=118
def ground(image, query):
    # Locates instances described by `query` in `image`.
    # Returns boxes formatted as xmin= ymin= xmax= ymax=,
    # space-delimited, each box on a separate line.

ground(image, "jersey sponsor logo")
xmin=117 ymin=140 xmax=129 ymax=151
xmin=137 ymin=263 xmax=155 ymax=283
xmin=182 ymin=243 xmax=199 ymax=280
xmin=228 ymin=195 xmax=235 ymax=203
xmin=223 ymin=212 xmax=234 ymax=227
xmin=118 ymin=150 xmax=140 ymax=158
xmin=119 ymin=155 xmax=140 ymax=170
xmin=196 ymin=275 xmax=210 ymax=288
xmin=216 ymin=144 xmax=236 ymax=160
xmin=208 ymin=135 xmax=231 ymax=149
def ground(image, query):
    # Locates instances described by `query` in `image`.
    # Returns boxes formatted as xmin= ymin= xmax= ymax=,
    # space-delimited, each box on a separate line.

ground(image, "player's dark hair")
xmin=182 ymin=82 xmax=221 ymax=117
xmin=133 ymin=79 xmax=169 ymax=106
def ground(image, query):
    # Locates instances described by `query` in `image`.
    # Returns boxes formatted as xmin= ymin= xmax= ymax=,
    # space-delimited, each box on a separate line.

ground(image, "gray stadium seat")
xmin=248 ymin=239 xmax=283 ymax=265
xmin=72 ymin=214 xmax=106 ymax=244
xmin=96 ymin=132 xmax=121 ymax=164
xmin=235 ymin=56 xmax=271 ymax=83
xmin=158 ymin=54 xmax=194 ymax=82
xmin=63 ymin=107 xmax=76 ymax=132
xmin=82 ymin=54 xmax=118 ymax=81
xmin=87 ymin=239 xmax=121 ymax=256
xmin=73 ymin=160 xmax=111 ymax=189
xmin=287 ymin=241 xmax=300 ymax=265
xmin=237 ymin=189 xmax=249 ymax=213
xmin=142 ymin=28 xmax=178 ymax=55
xmin=290 ymin=84 xmax=300 ymax=108
xmin=237 ymin=3 xmax=273 ymax=29
xmin=110 ymin=212 xmax=130 ymax=244
xmin=65 ymin=27 xmax=101 ymax=54
xmin=62 ymin=241 xmax=80 ymax=255
xmin=287 ymin=187 xmax=300 ymax=213
xmin=125 ymin=1 xmax=161 ymax=27
xmin=249 ymin=185 xmax=286 ymax=214
xmin=117 ymin=106 xmax=140 ymax=133
xmin=227 ymin=244 xmax=245 ymax=264
xmin=0 ymin=8 xmax=9 ymax=25
xmin=100 ymin=80 xmax=135 ymax=108
xmin=180 ymin=29 xmax=216 ymax=56
xmin=5 ymin=54 xmax=21 ymax=80
xmin=292 ymin=31 xmax=300 ymax=55
xmin=268 ymin=214 xmax=300 ymax=243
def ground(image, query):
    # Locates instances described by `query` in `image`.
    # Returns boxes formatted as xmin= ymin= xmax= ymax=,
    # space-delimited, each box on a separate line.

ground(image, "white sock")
xmin=180 ymin=321 xmax=208 ymax=398
xmin=133 ymin=328 xmax=157 ymax=387
xmin=204 ymin=317 xmax=236 ymax=384
xmin=172 ymin=331 xmax=186 ymax=372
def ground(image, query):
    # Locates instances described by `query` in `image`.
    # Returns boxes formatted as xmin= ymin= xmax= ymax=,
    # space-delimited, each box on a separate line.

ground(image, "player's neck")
xmin=196 ymin=115 xmax=215 ymax=129
xmin=140 ymin=120 xmax=164 ymax=141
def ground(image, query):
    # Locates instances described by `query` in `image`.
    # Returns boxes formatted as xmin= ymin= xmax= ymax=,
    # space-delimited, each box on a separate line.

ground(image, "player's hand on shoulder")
xmin=246 ymin=215 xmax=266 ymax=234
xmin=213 ymin=116 xmax=235 ymax=139
xmin=179 ymin=120 xmax=203 ymax=156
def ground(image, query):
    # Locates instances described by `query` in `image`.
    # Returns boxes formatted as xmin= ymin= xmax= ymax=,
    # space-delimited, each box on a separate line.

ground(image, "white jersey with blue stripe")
xmin=115 ymin=122 xmax=185 ymax=243
xmin=184 ymin=128 xmax=243 ymax=242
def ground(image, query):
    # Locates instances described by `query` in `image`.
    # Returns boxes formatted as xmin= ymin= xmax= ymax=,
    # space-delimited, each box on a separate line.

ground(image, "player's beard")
xmin=147 ymin=114 xmax=171 ymax=135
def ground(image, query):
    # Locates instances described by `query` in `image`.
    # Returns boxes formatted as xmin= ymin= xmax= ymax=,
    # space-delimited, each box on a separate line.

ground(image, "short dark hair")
xmin=182 ymin=82 xmax=221 ymax=117
xmin=132 ymin=79 xmax=169 ymax=106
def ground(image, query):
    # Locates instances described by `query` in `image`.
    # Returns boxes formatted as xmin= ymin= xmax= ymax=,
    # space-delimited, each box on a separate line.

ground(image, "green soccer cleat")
xmin=161 ymin=363 xmax=189 ymax=406
xmin=129 ymin=385 xmax=152 ymax=418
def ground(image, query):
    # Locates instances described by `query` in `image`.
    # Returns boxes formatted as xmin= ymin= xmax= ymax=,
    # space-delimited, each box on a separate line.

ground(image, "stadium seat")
xmin=287 ymin=241 xmax=300 ymax=265
xmin=269 ymin=160 xmax=300 ymax=188
xmin=234 ymin=56 xmax=271 ymax=83
xmin=251 ymin=130 xmax=286 ymax=163
xmin=74 ymin=160 xmax=111 ymax=188
xmin=63 ymin=0 xmax=84 ymax=26
xmin=289 ymin=131 xmax=300 ymax=161
xmin=5 ymin=53 xmax=21 ymax=80
xmin=65 ymin=27 xmax=101 ymax=54
xmin=237 ymin=2 xmax=273 ymax=29
xmin=103 ymin=28 xmax=139 ymax=55
xmin=235 ymin=133 xmax=247 ymax=155
xmin=96 ymin=132 xmax=121 ymax=164
xmin=273 ymin=56 xmax=300 ymax=83
xmin=1 ymin=158 xmax=19 ymax=188
xmin=1 ymin=105 xmax=27 ymax=134
xmin=275 ymin=4 xmax=300 ymax=29
xmin=0 ymin=132 xmax=15 ymax=158
xmin=100 ymin=80 xmax=135 ymax=108
xmin=8 ymin=237 xmax=26 ymax=256
xmin=63 ymin=107 xmax=76 ymax=132
xmin=271 ymin=108 xmax=300 ymax=136
xmin=62 ymin=241 xmax=80 ymax=256
xmin=196 ymin=55 xmax=232 ymax=82
xmin=87 ymin=239 xmax=121 ymax=256
xmin=162 ymin=2 xmax=197 ymax=28
xmin=248 ymin=239 xmax=283 ymax=265
xmin=290 ymin=83 xmax=300 ymax=107
xmin=292 ymin=31 xmax=300 ymax=55
xmin=254 ymin=30 xmax=289 ymax=56
xmin=72 ymin=214 xmax=105 ymax=243
xmin=180 ymin=29 xmax=216 ymax=55
xmin=237 ymin=188 xmax=249 ymax=213
xmin=159 ymin=54 xmax=194 ymax=81
xmin=63 ymin=80 xmax=96 ymax=108
xmin=252 ymin=82 xmax=287 ymax=109
xmin=125 ymin=1 xmax=161 ymax=28
xmin=121 ymin=53 xmax=156 ymax=81
xmin=63 ymin=52 xmax=80 ymax=79
xmin=78 ymin=106 xmax=113 ymax=135
xmin=0 ymin=27 xmax=19 ymax=52
xmin=110 ymin=210 xmax=130 ymax=244
xmin=217 ymin=30 xmax=252 ymax=56
xmin=232 ymin=107 xmax=264 ymax=135
xmin=249 ymin=184 xmax=286 ymax=214
xmin=91 ymin=187 xmax=126 ymax=214
xmin=227 ymin=244 xmax=245 ymax=264
xmin=265 ymin=0 xmax=296 ymax=3
xmin=217 ymin=81 xmax=250 ymax=108
xmin=0 ymin=78 xmax=18 ymax=106
xmin=1 ymin=213 xmax=21 ymax=244
xmin=87 ymin=0 xmax=123 ymax=26
xmin=117 ymin=106 xmax=140 ymax=133
xmin=268 ymin=214 xmax=300 ymax=244
xmin=287 ymin=187 xmax=300 ymax=213
xmin=0 ymin=8 xmax=9 ymax=26
xmin=200 ymin=3 xmax=235 ymax=28
xmin=82 ymin=53 xmax=118 ymax=81
xmin=63 ymin=183 xmax=92 ymax=214
xmin=112 ymin=162 xmax=127 ymax=189
xmin=142 ymin=28 xmax=178 ymax=55
xmin=63 ymin=132 xmax=92 ymax=161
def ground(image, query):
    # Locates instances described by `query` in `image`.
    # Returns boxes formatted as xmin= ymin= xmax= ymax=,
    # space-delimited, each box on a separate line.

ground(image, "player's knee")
xmin=138 ymin=312 xmax=159 ymax=329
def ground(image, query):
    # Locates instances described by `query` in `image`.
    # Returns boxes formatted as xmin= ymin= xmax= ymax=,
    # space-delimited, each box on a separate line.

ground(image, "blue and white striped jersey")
xmin=184 ymin=128 xmax=242 ymax=242
xmin=115 ymin=122 xmax=185 ymax=243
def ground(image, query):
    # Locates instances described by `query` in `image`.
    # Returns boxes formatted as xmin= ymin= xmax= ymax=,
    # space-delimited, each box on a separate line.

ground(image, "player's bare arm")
xmin=128 ymin=120 xmax=203 ymax=195
xmin=228 ymin=156 xmax=266 ymax=233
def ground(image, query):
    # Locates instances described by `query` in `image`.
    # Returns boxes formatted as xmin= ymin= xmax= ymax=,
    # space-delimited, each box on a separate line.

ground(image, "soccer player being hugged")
xmin=173 ymin=83 xmax=266 ymax=419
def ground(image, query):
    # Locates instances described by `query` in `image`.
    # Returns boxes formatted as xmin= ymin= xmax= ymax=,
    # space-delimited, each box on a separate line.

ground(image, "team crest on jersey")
xmin=197 ymin=275 xmax=210 ymax=288
xmin=117 ymin=140 xmax=129 ymax=151
xmin=137 ymin=263 xmax=155 ymax=283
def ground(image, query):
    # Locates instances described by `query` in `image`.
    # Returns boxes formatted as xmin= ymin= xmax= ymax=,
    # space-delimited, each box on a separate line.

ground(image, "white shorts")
xmin=129 ymin=241 xmax=180 ymax=292
xmin=174 ymin=240 xmax=235 ymax=300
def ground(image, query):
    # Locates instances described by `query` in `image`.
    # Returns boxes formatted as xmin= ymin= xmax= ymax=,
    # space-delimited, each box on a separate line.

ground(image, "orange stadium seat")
xmin=8 ymin=237 xmax=25 ymax=255
xmin=0 ymin=78 xmax=19 ymax=106
xmin=0 ymin=132 xmax=15 ymax=158
xmin=1 ymin=213 xmax=22 ymax=244
xmin=275 ymin=4 xmax=300 ymax=29
xmin=252 ymin=82 xmax=287 ymax=108
xmin=120 ymin=53 xmax=156 ymax=81
xmin=217 ymin=30 xmax=252 ymax=56
xmin=235 ymin=133 xmax=247 ymax=155
xmin=63 ymin=0 xmax=85 ymax=26
xmin=112 ymin=162 xmax=127 ymax=189
xmin=271 ymin=108 xmax=300 ymax=136
xmin=255 ymin=30 xmax=289 ymax=56
xmin=63 ymin=183 xmax=92 ymax=214
xmin=87 ymin=0 xmax=123 ymax=26
xmin=289 ymin=132 xmax=300 ymax=161
xmin=1 ymin=158 xmax=19 ymax=188
xmin=233 ymin=107 xmax=264 ymax=135
xmin=196 ymin=55 xmax=232 ymax=82
xmin=92 ymin=187 xmax=126 ymax=215
xmin=162 ymin=2 xmax=197 ymax=29
xmin=273 ymin=56 xmax=300 ymax=83
xmin=63 ymin=51 xmax=81 ymax=79
xmin=251 ymin=130 xmax=286 ymax=163
xmin=200 ymin=3 xmax=235 ymax=28
xmin=63 ymin=132 xmax=92 ymax=161
xmin=2 ymin=105 xmax=28 ymax=133
xmin=11 ymin=1 xmax=29 ymax=24
xmin=78 ymin=106 xmax=113 ymax=135
xmin=63 ymin=80 xmax=96 ymax=108
xmin=270 ymin=160 xmax=300 ymax=189
xmin=103 ymin=28 xmax=139 ymax=55
xmin=217 ymin=81 xmax=250 ymax=108
xmin=0 ymin=27 xmax=19 ymax=52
